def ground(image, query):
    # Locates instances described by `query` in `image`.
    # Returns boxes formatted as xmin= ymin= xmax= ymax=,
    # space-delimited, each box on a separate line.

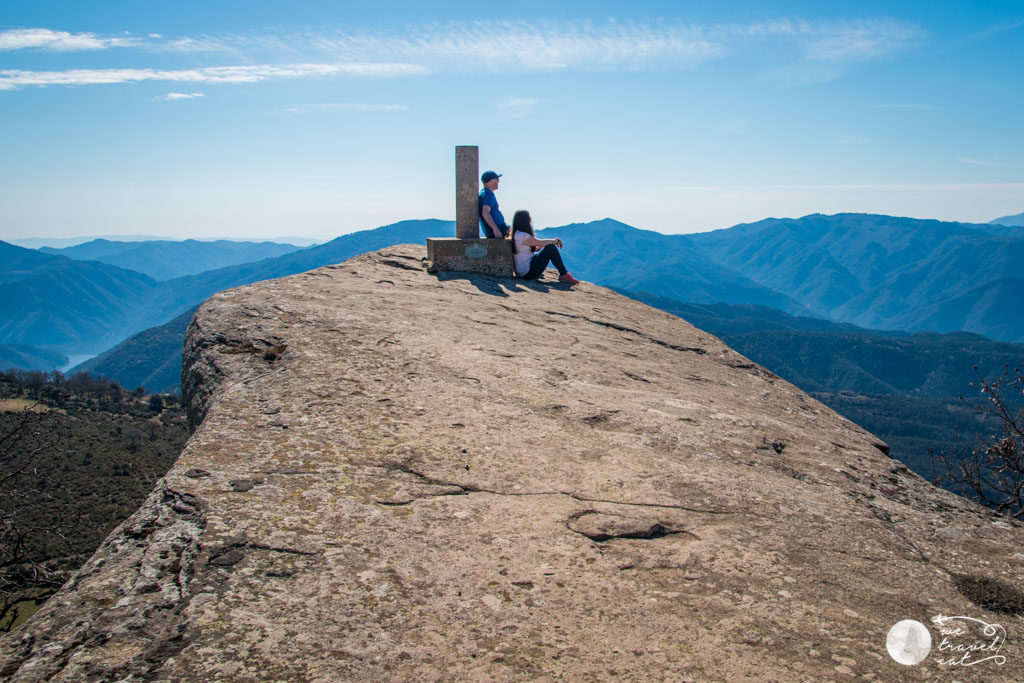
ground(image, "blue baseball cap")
xmin=481 ymin=170 xmax=502 ymax=182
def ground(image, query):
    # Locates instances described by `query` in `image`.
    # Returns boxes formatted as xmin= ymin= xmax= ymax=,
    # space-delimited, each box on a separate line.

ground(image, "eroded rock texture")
xmin=3 ymin=245 xmax=1023 ymax=681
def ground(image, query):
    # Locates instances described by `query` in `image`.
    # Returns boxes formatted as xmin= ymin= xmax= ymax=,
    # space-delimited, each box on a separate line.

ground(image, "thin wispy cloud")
xmin=0 ymin=17 xmax=925 ymax=91
xmin=497 ymin=97 xmax=538 ymax=118
xmin=0 ymin=28 xmax=140 ymax=51
xmin=872 ymin=103 xmax=937 ymax=110
xmin=804 ymin=20 xmax=921 ymax=61
xmin=668 ymin=182 xmax=1024 ymax=192
xmin=959 ymin=17 xmax=1024 ymax=43
xmin=958 ymin=157 xmax=1016 ymax=168
xmin=727 ymin=18 xmax=923 ymax=60
xmin=0 ymin=62 xmax=427 ymax=90
xmin=158 ymin=18 xmax=920 ymax=69
xmin=156 ymin=92 xmax=205 ymax=101
xmin=182 ymin=20 xmax=723 ymax=71
xmin=742 ymin=18 xmax=923 ymax=85
xmin=279 ymin=103 xmax=407 ymax=114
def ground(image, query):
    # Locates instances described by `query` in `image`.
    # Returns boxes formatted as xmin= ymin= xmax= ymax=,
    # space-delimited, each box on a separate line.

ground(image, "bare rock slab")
xmin=3 ymin=244 xmax=1023 ymax=681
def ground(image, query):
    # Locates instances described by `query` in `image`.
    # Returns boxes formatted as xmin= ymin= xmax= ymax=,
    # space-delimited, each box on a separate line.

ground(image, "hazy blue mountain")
xmin=618 ymin=291 xmax=1021 ymax=399
xmin=41 ymin=239 xmax=303 ymax=280
xmin=878 ymin=276 xmax=1024 ymax=343
xmin=683 ymin=213 xmax=1024 ymax=341
xmin=40 ymin=239 xmax=141 ymax=260
xmin=1 ymin=221 xmax=446 ymax=362
xmin=9 ymin=235 xmax=175 ymax=249
xmin=139 ymin=219 xmax=450 ymax=325
xmin=991 ymin=211 xmax=1024 ymax=227
xmin=64 ymin=220 xmax=453 ymax=390
xmin=0 ymin=241 xmax=159 ymax=354
xmin=73 ymin=306 xmax=197 ymax=394
xmin=538 ymin=213 xmax=1024 ymax=341
xmin=10 ymin=212 xmax=1024 ymax=371
xmin=0 ymin=240 xmax=65 ymax=284
xmin=538 ymin=219 xmax=807 ymax=313
xmin=0 ymin=343 xmax=67 ymax=371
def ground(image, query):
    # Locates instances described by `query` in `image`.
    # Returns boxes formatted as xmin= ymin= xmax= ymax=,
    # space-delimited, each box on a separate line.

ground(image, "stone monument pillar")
xmin=455 ymin=146 xmax=479 ymax=239
xmin=425 ymin=146 xmax=514 ymax=277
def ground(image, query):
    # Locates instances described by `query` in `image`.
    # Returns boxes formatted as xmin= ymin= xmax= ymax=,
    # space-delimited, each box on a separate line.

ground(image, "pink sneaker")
xmin=558 ymin=272 xmax=580 ymax=285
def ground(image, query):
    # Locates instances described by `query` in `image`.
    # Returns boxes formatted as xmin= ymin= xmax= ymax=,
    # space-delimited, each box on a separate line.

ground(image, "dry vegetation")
xmin=1 ymin=369 xmax=189 ymax=632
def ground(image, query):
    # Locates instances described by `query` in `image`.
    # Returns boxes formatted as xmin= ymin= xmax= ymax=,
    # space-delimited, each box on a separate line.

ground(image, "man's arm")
xmin=481 ymin=205 xmax=501 ymax=238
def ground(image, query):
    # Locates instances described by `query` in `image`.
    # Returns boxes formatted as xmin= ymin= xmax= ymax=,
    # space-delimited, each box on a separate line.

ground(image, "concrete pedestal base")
xmin=426 ymin=238 xmax=514 ymax=277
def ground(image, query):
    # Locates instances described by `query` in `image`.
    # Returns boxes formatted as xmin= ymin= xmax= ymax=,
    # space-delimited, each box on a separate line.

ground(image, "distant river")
xmin=60 ymin=354 xmax=97 ymax=372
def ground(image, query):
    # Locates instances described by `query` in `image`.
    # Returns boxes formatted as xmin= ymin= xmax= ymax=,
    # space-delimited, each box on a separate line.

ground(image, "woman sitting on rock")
xmin=510 ymin=210 xmax=580 ymax=285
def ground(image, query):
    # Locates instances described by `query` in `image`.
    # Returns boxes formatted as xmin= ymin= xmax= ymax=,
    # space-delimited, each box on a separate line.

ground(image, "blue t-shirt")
xmin=479 ymin=188 xmax=507 ymax=237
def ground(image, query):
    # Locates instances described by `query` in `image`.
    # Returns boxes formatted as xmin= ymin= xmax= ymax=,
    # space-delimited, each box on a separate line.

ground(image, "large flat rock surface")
xmin=3 ymin=245 xmax=1022 ymax=681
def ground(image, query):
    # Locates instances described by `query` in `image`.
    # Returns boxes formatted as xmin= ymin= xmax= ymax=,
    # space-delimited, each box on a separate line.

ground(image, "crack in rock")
xmin=566 ymin=510 xmax=692 ymax=542
xmin=544 ymin=311 xmax=707 ymax=355
xmin=364 ymin=462 xmax=734 ymax=515
xmin=380 ymin=258 xmax=423 ymax=271
xmin=208 ymin=540 xmax=320 ymax=568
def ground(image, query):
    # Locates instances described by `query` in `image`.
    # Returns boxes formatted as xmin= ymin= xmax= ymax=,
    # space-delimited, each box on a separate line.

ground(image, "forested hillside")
xmin=0 ymin=370 xmax=188 ymax=632
xmin=0 ymin=243 xmax=158 ymax=354
xmin=74 ymin=306 xmax=198 ymax=394
xmin=681 ymin=213 xmax=1024 ymax=341
xmin=540 ymin=214 xmax=1024 ymax=342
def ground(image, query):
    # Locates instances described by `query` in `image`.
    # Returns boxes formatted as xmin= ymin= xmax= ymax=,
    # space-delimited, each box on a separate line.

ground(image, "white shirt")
xmin=513 ymin=231 xmax=534 ymax=277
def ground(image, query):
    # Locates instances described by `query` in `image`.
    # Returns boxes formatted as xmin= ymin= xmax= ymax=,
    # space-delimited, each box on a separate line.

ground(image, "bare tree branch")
xmin=934 ymin=364 xmax=1024 ymax=519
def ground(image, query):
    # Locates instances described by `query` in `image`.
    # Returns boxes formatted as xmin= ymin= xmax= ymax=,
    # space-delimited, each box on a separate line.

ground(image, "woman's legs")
xmin=522 ymin=244 xmax=568 ymax=280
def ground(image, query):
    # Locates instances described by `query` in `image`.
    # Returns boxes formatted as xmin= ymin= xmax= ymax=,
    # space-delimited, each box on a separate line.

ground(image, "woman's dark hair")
xmin=512 ymin=210 xmax=534 ymax=236
xmin=511 ymin=210 xmax=537 ymax=253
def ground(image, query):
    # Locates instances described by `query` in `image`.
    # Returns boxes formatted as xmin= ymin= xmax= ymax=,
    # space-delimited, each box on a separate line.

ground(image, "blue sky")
xmin=2 ymin=1 xmax=1022 ymax=242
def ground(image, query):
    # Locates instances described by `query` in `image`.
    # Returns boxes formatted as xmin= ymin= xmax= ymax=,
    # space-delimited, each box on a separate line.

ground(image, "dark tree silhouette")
xmin=935 ymin=365 xmax=1024 ymax=519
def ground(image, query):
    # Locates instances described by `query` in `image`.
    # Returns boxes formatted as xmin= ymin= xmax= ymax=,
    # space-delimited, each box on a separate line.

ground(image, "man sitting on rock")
xmin=478 ymin=170 xmax=509 ymax=239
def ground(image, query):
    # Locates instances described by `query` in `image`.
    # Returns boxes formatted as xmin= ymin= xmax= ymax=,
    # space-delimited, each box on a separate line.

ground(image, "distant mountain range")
xmin=540 ymin=219 xmax=806 ymax=312
xmin=4 ymin=210 xmax=1023 ymax=362
xmin=682 ymin=214 xmax=1024 ymax=339
xmin=40 ymin=239 xmax=303 ymax=280
xmin=0 ymin=343 xmax=67 ymax=372
xmin=0 ymin=241 xmax=158 ymax=354
xmin=9 ymin=235 xmax=322 ymax=249
xmin=543 ymin=213 xmax=1024 ymax=343
xmin=0 ymin=220 xmax=447 ymax=355
xmin=991 ymin=211 xmax=1024 ymax=227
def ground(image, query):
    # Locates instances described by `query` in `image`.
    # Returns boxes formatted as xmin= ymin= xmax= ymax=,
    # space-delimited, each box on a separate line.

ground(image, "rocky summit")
xmin=3 ymin=244 xmax=1023 ymax=681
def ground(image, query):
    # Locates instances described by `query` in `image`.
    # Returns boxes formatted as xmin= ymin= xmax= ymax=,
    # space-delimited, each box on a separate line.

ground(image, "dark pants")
xmin=521 ymin=244 xmax=568 ymax=279
xmin=481 ymin=224 xmax=509 ymax=238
